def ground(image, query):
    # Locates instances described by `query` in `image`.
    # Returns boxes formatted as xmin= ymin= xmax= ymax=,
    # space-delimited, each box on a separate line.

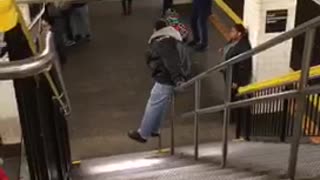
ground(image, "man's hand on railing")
xmin=175 ymin=81 xmax=185 ymax=93
xmin=232 ymin=83 xmax=238 ymax=89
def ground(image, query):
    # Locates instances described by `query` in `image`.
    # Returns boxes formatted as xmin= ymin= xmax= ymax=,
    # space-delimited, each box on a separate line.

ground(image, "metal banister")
xmin=238 ymin=65 xmax=320 ymax=96
xmin=178 ymin=15 xmax=320 ymax=90
xmin=0 ymin=31 xmax=53 ymax=80
xmin=1 ymin=24 xmax=71 ymax=115
xmin=169 ymin=15 xmax=320 ymax=180
xmin=28 ymin=3 xmax=46 ymax=30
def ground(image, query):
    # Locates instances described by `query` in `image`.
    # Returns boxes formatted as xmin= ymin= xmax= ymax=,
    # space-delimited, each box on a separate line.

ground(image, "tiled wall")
xmin=0 ymin=4 xmax=31 ymax=145
xmin=244 ymin=0 xmax=297 ymax=82
xmin=0 ymin=57 xmax=21 ymax=144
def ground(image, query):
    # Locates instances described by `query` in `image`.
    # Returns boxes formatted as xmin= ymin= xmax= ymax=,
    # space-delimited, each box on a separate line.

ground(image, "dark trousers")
xmin=162 ymin=0 xmax=173 ymax=15
xmin=191 ymin=10 xmax=209 ymax=46
xmin=231 ymin=88 xmax=251 ymax=140
xmin=122 ymin=0 xmax=132 ymax=13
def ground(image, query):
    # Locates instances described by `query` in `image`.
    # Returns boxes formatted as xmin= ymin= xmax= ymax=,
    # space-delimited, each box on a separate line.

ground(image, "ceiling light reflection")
xmin=89 ymin=158 xmax=163 ymax=174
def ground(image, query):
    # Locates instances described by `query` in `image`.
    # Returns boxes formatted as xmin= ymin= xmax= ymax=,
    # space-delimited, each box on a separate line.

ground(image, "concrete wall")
xmin=0 ymin=5 xmax=31 ymax=144
xmin=244 ymin=0 xmax=297 ymax=82
xmin=0 ymin=47 xmax=21 ymax=144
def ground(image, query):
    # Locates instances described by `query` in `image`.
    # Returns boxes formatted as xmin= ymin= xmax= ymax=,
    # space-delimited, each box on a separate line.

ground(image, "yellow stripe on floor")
xmin=215 ymin=0 xmax=243 ymax=24
xmin=209 ymin=15 xmax=229 ymax=40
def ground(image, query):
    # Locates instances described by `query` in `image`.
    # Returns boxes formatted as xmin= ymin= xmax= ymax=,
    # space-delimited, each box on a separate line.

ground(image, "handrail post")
xmin=158 ymin=130 xmax=162 ymax=153
xmin=170 ymin=94 xmax=175 ymax=155
xmin=222 ymin=65 xmax=233 ymax=168
xmin=288 ymin=28 xmax=316 ymax=179
xmin=52 ymin=51 xmax=72 ymax=115
xmin=194 ymin=80 xmax=201 ymax=160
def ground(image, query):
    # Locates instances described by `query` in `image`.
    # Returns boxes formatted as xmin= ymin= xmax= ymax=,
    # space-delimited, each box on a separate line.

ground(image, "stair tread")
xmin=112 ymin=165 xmax=268 ymax=180
xmin=72 ymin=142 xmax=320 ymax=180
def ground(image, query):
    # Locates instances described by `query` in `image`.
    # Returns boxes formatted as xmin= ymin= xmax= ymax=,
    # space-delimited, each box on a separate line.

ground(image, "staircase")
xmin=71 ymin=142 xmax=320 ymax=180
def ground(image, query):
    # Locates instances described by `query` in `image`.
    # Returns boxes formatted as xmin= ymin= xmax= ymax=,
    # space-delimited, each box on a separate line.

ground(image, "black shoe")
xmin=151 ymin=132 xmax=160 ymax=137
xmin=188 ymin=40 xmax=199 ymax=47
xmin=128 ymin=130 xmax=147 ymax=143
xmin=195 ymin=44 xmax=208 ymax=52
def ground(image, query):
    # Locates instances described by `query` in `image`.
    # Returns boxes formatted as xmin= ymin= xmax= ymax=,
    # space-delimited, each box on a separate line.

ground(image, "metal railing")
xmin=1 ymin=7 xmax=73 ymax=179
xmin=0 ymin=31 xmax=53 ymax=79
xmin=236 ymin=78 xmax=320 ymax=142
xmin=169 ymin=15 xmax=320 ymax=179
xmin=0 ymin=6 xmax=71 ymax=116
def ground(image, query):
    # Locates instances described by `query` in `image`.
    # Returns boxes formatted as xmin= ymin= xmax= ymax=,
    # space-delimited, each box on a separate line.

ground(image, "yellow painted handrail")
xmin=238 ymin=65 xmax=320 ymax=95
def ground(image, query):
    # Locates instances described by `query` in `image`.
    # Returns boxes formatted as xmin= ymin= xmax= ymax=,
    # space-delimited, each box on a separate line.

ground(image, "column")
xmin=243 ymin=0 xmax=298 ymax=82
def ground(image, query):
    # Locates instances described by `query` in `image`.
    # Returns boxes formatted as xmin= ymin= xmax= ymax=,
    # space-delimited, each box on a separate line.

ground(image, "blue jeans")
xmin=139 ymin=82 xmax=174 ymax=139
xmin=70 ymin=5 xmax=91 ymax=38
xmin=191 ymin=10 xmax=209 ymax=46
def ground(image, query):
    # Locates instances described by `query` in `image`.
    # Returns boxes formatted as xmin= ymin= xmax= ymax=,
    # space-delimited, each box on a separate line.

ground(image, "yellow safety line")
xmin=156 ymin=148 xmax=170 ymax=154
xmin=15 ymin=4 xmax=36 ymax=54
xmin=209 ymin=15 xmax=230 ymax=40
xmin=215 ymin=0 xmax=243 ymax=25
xmin=72 ymin=160 xmax=81 ymax=165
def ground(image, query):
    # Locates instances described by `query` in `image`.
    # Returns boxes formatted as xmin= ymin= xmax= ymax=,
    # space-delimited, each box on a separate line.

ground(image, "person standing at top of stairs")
xmin=128 ymin=19 xmax=186 ymax=143
xmin=189 ymin=0 xmax=212 ymax=52
xmin=220 ymin=24 xmax=253 ymax=138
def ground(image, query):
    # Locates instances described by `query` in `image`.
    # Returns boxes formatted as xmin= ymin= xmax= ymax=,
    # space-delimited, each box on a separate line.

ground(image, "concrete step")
xmin=72 ymin=142 xmax=320 ymax=180
xmin=112 ymin=166 xmax=276 ymax=180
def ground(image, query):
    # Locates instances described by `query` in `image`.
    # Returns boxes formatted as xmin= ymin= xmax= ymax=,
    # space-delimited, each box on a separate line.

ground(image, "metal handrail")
xmin=28 ymin=3 xmax=46 ymax=30
xmin=238 ymin=65 xmax=320 ymax=96
xmin=169 ymin=15 xmax=320 ymax=180
xmin=0 ymin=8 xmax=72 ymax=116
xmin=0 ymin=31 xmax=53 ymax=80
xmin=178 ymin=15 xmax=320 ymax=90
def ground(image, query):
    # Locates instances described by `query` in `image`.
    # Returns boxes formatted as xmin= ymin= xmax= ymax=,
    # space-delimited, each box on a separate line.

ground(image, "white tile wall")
xmin=0 ymin=4 xmax=31 ymax=145
xmin=244 ymin=0 xmax=297 ymax=82
xmin=0 ymin=57 xmax=21 ymax=144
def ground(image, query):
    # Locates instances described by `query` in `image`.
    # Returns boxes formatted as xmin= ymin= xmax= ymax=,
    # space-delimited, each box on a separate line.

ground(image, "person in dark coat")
xmin=128 ymin=20 xmax=185 ymax=143
xmin=221 ymin=24 xmax=252 ymax=139
xmin=223 ymin=24 xmax=252 ymax=88
xmin=189 ymin=0 xmax=212 ymax=51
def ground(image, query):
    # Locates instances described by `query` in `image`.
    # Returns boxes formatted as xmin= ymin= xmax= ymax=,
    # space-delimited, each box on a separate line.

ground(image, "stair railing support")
xmin=221 ymin=65 xmax=233 ymax=168
xmin=194 ymin=80 xmax=201 ymax=160
xmin=288 ymin=28 xmax=316 ymax=180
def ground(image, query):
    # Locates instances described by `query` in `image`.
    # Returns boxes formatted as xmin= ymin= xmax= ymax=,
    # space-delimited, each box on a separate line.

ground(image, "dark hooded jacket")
xmin=146 ymin=27 xmax=185 ymax=86
xmin=225 ymin=36 xmax=252 ymax=86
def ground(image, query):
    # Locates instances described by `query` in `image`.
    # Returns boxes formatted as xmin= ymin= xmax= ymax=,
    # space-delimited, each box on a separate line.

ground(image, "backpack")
xmin=176 ymin=41 xmax=192 ymax=79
